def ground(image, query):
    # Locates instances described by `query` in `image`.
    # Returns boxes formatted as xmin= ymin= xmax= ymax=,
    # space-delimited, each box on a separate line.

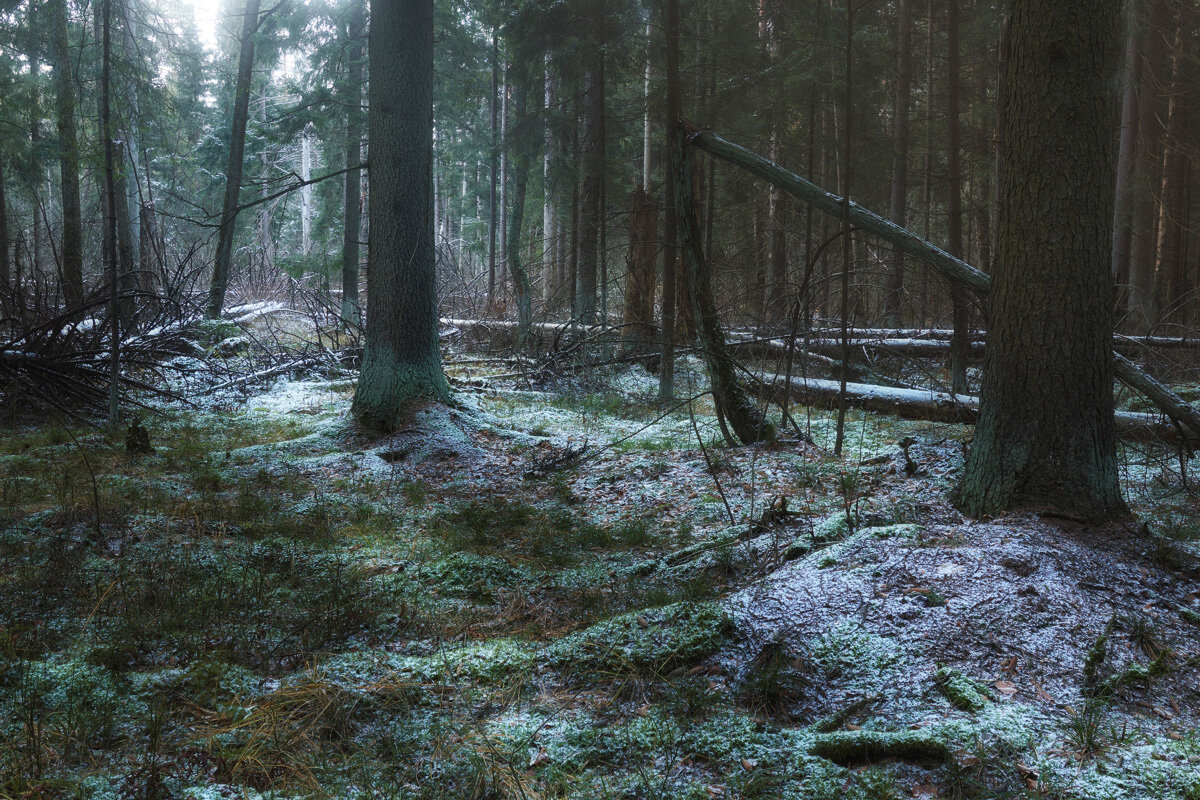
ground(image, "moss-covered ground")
xmin=1 ymin=352 xmax=1199 ymax=799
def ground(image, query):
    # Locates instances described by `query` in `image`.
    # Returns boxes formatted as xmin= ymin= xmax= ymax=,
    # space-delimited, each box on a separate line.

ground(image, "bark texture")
xmin=352 ymin=0 xmax=448 ymax=430
xmin=954 ymin=0 xmax=1125 ymax=520
xmin=622 ymin=186 xmax=657 ymax=351
xmin=884 ymin=0 xmax=912 ymax=326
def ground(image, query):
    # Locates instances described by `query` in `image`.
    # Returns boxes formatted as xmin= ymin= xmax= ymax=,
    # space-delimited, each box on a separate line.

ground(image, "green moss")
xmin=935 ymin=666 xmax=991 ymax=712
xmin=422 ymin=552 xmax=531 ymax=601
xmin=544 ymin=601 xmax=732 ymax=676
xmin=324 ymin=639 xmax=535 ymax=688
xmin=808 ymin=729 xmax=951 ymax=766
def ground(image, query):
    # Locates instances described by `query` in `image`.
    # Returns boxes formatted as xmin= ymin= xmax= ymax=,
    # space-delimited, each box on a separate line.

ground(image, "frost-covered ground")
xmin=1 ymin=347 xmax=1198 ymax=799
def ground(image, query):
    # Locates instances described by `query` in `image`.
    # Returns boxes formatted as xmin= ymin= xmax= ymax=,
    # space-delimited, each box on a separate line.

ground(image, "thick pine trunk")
xmin=352 ymin=0 xmax=448 ymax=429
xmin=49 ymin=0 xmax=83 ymax=307
xmin=341 ymin=3 xmax=364 ymax=325
xmin=954 ymin=0 xmax=1125 ymax=519
xmin=207 ymin=0 xmax=260 ymax=318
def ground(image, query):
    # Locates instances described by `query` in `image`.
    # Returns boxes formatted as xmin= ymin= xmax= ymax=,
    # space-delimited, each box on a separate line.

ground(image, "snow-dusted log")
xmin=689 ymin=127 xmax=1200 ymax=440
xmin=755 ymin=372 xmax=1195 ymax=445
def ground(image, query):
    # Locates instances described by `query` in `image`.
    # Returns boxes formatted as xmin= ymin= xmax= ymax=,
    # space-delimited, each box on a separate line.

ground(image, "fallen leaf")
xmin=741 ymin=758 xmax=758 ymax=771
xmin=528 ymin=749 xmax=551 ymax=768
xmin=1031 ymin=679 xmax=1054 ymax=704
xmin=1001 ymin=656 xmax=1019 ymax=676
xmin=994 ymin=680 xmax=1017 ymax=696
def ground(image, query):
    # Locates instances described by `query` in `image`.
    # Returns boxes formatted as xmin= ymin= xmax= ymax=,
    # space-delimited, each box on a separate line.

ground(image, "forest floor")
xmin=2 ymin=312 xmax=1200 ymax=800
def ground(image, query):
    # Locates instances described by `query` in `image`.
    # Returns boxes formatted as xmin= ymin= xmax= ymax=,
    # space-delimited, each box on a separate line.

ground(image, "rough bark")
xmin=488 ymin=35 xmax=498 ymax=303
xmin=341 ymin=2 xmax=365 ymax=325
xmin=954 ymin=0 xmax=1126 ymax=519
xmin=352 ymin=0 xmax=449 ymax=430
xmin=49 ymin=0 xmax=83 ymax=306
xmin=676 ymin=125 xmax=773 ymax=445
xmin=884 ymin=0 xmax=913 ymax=326
xmin=207 ymin=0 xmax=261 ymax=318
xmin=1152 ymin=7 xmax=1189 ymax=322
xmin=542 ymin=55 xmax=557 ymax=305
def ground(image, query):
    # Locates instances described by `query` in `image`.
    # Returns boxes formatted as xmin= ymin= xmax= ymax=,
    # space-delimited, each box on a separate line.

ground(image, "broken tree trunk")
xmin=687 ymin=126 xmax=1200 ymax=440
xmin=755 ymin=372 xmax=1194 ymax=446
xmin=674 ymin=123 xmax=773 ymax=445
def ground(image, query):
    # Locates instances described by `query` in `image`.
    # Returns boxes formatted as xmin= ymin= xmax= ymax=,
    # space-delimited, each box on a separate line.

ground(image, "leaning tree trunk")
xmin=49 ymin=0 xmax=83 ymax=307
xmin=953 ymin=0 xmax=1125 ymax=520
xmin=676 ymin=124 xmax=773 ymax=445
xmin=207 ymin=0 xmax=261 ymax=318
xmin=686 ymin=131 xmax=1200 ymax=442
xmin=341 ymin=2 xmax=365 ymax=325
xmin=352 ymin=0 xmax=448 ymax=430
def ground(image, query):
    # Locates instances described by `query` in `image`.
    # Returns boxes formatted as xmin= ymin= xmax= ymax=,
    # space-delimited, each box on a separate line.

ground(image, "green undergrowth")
xmin=0 ymin=369 xmax=1198 ymax=799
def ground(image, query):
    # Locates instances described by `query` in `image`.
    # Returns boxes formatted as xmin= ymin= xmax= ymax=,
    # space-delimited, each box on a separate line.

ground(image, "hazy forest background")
xmin=2 ymin=0 xmax=1200 ymax=797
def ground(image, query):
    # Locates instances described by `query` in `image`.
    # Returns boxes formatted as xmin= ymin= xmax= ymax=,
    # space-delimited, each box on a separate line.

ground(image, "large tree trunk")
xmin=676 ymin=125 xmax=773 ymax=445
xmin=341 ymin=2 xmax=365 ymax=325
xmin=884 ymin=0 xmax=913 ymax=327
xmin=954 ymin=0 xmax=1125 ymax=519
xmin=49 ymin=0 xmax=83 ymax=307
xmin=576 ymin=53 xmax=604 ymax=324
xmin=352 ymin=0 xmax=448 ymax=429
xmin=207 ymin=0 xmax=261 ymax=318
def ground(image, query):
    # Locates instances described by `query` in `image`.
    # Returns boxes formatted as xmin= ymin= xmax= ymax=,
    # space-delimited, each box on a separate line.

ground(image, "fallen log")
xmin=754 ymin=372 xmax=1194 ymax=446
xmin=689 ymin=126 xmax=1200 ymax=440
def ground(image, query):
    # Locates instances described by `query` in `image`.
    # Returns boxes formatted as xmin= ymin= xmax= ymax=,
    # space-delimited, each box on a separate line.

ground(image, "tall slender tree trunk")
xmin=542 ymin=54 xmax=557 ymax=305
xmin=1127 ymin=0 xmax=1169 ymax=331
xmin=506 ymin=76 xmax=532 ymax=346
xmin=946 ymin=0 xmax=970 ymax=394
xmin=101 ymin=0 xmax=121 ymax=430
xmin=954 ymin=0 xmax=1125 ymax=520
xmin=1153 ymin=6 xmax=1189 ymax=322
xmin=0 ymin=157 xmax=9 ymax=292
xmin=207 ymin=0 xmax=261 ymax=318
xmin=487 ymin=34 xmax=498 ymax=304
xmin=763 ymin=1 xmax=786 ymax=322
xmin=1111 ymin=0 xmax=1140 ymax=290
xmin=576 ymin=52 xmax=604 ymax=323
xmin=352 ymin=0 xmax=448 ymax=429
xmin=659 ymin=0 xmax=681 ymax=400
xmin=49 ymin=0 xmax=83 ymax=306
xmin=120 ymin=0 xmax=141 ymax=288
xmin=885 ymin=0 xmax=913 ymax=326
xmin=342 ymin=2 xmax=365 ymax=324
